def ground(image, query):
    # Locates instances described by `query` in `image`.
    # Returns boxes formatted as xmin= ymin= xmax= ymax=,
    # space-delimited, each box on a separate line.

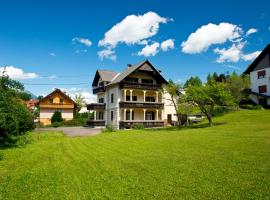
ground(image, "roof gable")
xmin=40 ymin=89 xmax=75 ymax=105
xmin=244 ymin=44 xmax=270 ymax=74
xmin=110 ymin=60 xmax=167 ymax=85
xmin=92 ymin=70 xmax=118 ymax=86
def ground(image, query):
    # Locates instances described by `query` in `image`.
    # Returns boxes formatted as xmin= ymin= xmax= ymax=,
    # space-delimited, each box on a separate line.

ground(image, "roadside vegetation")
xmin=0 ymin=110 xmax=269 ymax=199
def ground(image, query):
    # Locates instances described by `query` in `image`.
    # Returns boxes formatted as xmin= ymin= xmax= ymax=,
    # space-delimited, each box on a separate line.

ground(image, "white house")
xmin=244 ymin=44 xmax=270 ymax=107
xmin=87 ymin=60 xmax=177 ymax=129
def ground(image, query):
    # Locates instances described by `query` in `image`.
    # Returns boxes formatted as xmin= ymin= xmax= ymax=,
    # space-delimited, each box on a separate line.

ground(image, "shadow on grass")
xmin=190 ymin=122 xmax=227 ymax=129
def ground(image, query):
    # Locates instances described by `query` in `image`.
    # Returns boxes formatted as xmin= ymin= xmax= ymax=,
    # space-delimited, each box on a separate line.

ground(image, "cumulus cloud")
xmin=59 ymin=87 xmax=96 ymax=104
xmin=49 ymin=52 xmax=56 ymax=57
xmin=214 ymin=42 xmax=261 ymax=63
xmin=138 ymin=42 xmax=160 ymax=57
xmin=181 ymin=22 xmax=242 ymax=54
xmin=0 ymin=66 xmax=38 ymax=80
xmin=246 ymin=28 xmax=258 ymax=36
xmin=214 ymin=42 xmax=244 ymax=63
xmin=161 ymin=39 xmax=174 ymax=51
xmin=98 ymin=48 xmax=116 ymax=61
xmin=72 ymin=37 xmax=92 ymax=47
xmin=242 ymin=51 xmax=261 ymax=61
xmin=98 ymin=11 xmax=171 ymax=60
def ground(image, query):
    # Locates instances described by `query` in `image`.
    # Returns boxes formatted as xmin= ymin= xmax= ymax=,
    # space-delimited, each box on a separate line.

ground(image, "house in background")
xmin=244 ymin=44 xmax=270 ymax=107
xmin=39 ymin=88 xmax=76 ymax=125
xmin=87 ymin=60 xmax=177 ymax=129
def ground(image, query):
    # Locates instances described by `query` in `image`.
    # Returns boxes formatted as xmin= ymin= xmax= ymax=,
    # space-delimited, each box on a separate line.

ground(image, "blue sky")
xmin=0 ymin=0 xmax=269 ymax=101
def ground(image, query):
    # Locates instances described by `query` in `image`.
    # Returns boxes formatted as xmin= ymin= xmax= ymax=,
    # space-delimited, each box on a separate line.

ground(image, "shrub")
xmin=52 ymin=122 xmax=62 ymax=127
xmin=62 ymin=118 xmax=88 ymax=126
xmin=132 ymin=123 xmax=144 ymax=130
xmin=102 ymin=124 xmax=115 ymax=132
xmin=240 ymin=104 xmax=263 ymax=110
xmin=51 ymin=111 xmax=63 ymax=123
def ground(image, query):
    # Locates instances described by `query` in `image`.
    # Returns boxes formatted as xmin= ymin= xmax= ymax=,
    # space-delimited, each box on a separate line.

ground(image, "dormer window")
xmin=49 ymin=98 xmax=53 ymax=104
xmin=257 ymin=70 xmax=266 ymax=79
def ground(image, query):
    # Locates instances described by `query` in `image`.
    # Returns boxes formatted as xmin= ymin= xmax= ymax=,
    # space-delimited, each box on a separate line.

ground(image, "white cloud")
xmin=98 ymin=11 xmax=171 ymax=60
xmin=49 ymin=52 xmax=56 ymax=57
xmin=75 ymin=49 xmax=88 ymax=54
xmin=99 ymin=12 xmax=170 ymax=48
xmin=98 ymin=48 xmax=116 ymax=61
xmin=268 ymin=27 xmax=270 ymax=31
xmin=59 ymin=87 xmax=96 ymax=104
xmin=72 ymin=37 xmax=92 ymax=47
xmin=214 ymin=42 xmax=244 ymax=63
xmin=242 ymin=51 xmax=261 ymax=61
xmin=0 ymin=66 xmax=38 ymax=80
xmin=161 ymin=39 xmax=174 ymax=51
xmin=138 ymin=42 xmax=160 ymax=57
xmin=181 ymin=22 xmax=242 ymax=54
xmin=246 ymin=28 xmax=258 ymax=36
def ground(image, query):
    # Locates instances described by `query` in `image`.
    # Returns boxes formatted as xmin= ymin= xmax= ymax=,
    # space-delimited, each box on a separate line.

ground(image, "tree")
xmin=74 ymin=94 xmax=86 ymax=112
xmin=226 ymin=72 xmax=250 ymax=104
xmin=163 ymin=80 xmax=181 ymax=126
xmin=184 ymin=76 xmax=202 ymax=88
xmin=187 ymin=82 xmax=234 ymax=126
xmin=51 ymin=111 xmax=63 ymax=123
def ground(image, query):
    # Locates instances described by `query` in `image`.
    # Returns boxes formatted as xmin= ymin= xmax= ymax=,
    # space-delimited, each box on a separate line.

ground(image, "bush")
xmin=62 ymin=118 xmax=88 ymax=126
xmin=52 ymin=122 xmax=62 ymax=127
xmin=132 ymin=123 xmax=145 ymax=130
xmin=51 ymin=111 xmax=63 ymax=123
xmin=212 ymin=106 xmax=236 ymax=117
xmin=102 ymin=124 xmax=115 ymax=132
xmin=240 ymin=104 xmax=263 ymax=110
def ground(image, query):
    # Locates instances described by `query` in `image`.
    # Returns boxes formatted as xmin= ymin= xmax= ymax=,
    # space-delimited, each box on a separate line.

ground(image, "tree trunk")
xmin=206 ymin=114 xmax=213 ymax=126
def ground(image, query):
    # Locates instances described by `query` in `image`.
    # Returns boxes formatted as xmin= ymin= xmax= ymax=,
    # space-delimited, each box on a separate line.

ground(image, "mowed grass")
xmin=0 ymin=110 xmax=270 ymax=199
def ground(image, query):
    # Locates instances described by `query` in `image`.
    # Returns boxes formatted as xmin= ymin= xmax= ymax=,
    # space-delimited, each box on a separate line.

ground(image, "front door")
xmin=167 ymin=114 xmax=172 ymax=124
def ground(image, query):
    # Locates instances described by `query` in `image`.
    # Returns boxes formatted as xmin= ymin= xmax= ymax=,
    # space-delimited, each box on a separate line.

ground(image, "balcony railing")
xmin=87 ymin=120 xmax=105 ymax=127
xmin=119 ymin=120 xmax=164 ymax=129
xmin=92 ymin=86 xmax=105 ymax=94
xmin=119 ymin=81 xmax=162 ymax=90
xmin=39 ymin=103 xmax=74 ymax=109
xmin=119 ymin=101 xmax=164 ymax=109
xmin=87 ymin=103 xmax=105 ymax=110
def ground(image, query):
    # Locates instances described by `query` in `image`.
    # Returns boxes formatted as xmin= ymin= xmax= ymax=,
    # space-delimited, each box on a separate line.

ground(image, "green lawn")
xmin=0 ymin=110 xmax=269 ymax=199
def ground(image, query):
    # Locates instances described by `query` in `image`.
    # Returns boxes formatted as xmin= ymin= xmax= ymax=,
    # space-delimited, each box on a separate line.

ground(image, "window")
xmin=145 ymin=96 xmax=155 ymax=102
xmin=111 ymin=111 xmax=114 ymax=121
xmin=141 ymin=79 xmax=154 ymax=84
xmin=126 ymin=110 xmax=134 ymax=120
xmin=258 ymin=85 xmax=267 ymax=93
xmin=49 ymin=98 xmax=53 ymax=104
xmin=126 ymin=96 xmax=137 ymax=101
xmin=60 ymin=99 xmax=63 ymax=104
xmin=99 ymin=98 xmax=104 ymax=103
xmin=145 ymin=111 xmax=155 ymax=120
xmin=257 ymin=70 xmax=266 ymax=79
xmin=111 ymin=93 xmax=114 ymax=103
xmin=98 ymin=112 xmax=104 ymax=120
xmin=125 ymin=77 xmax=139 ymax=83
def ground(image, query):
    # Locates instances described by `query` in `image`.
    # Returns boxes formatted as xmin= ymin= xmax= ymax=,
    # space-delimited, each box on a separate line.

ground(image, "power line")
xmin=22 ymin=82 xmax=90 ymax=86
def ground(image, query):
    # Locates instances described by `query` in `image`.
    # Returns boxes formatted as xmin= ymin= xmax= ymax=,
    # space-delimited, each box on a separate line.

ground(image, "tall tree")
xmin=184 ymin=76 xmax=202 ymax=88
xmin=74 ymin=94 xmax=86 ymax=112
xmin=187 ymin=82 xmax=234 ymax=126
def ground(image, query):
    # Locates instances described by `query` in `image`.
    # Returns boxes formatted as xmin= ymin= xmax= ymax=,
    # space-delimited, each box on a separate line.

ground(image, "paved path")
xmin=37 ymin=127 xmax=103 ymax=137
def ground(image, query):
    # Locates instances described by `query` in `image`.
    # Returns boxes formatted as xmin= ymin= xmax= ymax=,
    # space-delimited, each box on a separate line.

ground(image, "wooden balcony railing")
xmin=87 ymin=103 xmax=105 ymax=110
xmin=92 ymin=86 xmax=105 ymax=94
xmin=119 ymin=101 xmax=164 ymax=109
xmin=39 ymin=103 xmax=74 ymax=109
xmin=119 ymin=82 xmax=162 ymax=90
xmin=119 ymin=120 xmax=164 ymax=129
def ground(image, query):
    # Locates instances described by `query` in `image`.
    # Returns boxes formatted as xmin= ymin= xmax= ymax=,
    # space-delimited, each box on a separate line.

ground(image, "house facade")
xmin=87 ymin=60 xmax=177 ymax=129
xmin=39 ymin=89 xmax=76 ymax=125
xmin=244 ymin=44 xmax=270 ymax=107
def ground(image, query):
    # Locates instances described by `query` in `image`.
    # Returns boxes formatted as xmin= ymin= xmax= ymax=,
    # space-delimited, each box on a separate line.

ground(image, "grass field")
xmin=0 ymin=110 xmax=269 ymax=199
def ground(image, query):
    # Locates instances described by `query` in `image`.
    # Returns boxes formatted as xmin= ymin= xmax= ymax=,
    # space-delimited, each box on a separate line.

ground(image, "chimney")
xmin=127 ymin=64 xmax=132 ymax=68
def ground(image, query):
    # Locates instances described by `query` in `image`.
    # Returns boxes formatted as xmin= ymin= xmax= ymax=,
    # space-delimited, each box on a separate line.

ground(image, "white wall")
xmin=250 ymin=68 xmax=270 ymax=96
xmin=163 ymin=91 xmax=177 ymax=122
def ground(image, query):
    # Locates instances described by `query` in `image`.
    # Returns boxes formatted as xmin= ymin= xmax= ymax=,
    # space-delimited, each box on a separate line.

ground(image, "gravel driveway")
xmin=37 ymin=127 xmax=103 ymax=137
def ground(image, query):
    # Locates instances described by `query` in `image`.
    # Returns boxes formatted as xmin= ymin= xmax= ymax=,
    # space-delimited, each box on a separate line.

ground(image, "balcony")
xmin=119 ymin=101 xmax=164 ymax=109
xmin=119 ymin=81 xmax=162 ymax=90
xmin=119 ymin=120 xmax=164 ymax=129
xmin=93 ymin=86 xmax=105 ymax=94
xmin=39 ymin=103 xmax=74 ymax=109
xmin=87 ymin=103 xmax=105 ymax=110
xmin=87 ymin=120 xmax=105 ymax=127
